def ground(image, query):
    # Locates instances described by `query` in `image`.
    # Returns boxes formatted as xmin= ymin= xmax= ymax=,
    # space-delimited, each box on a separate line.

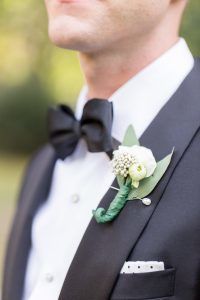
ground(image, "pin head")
xmin=142 ymin=198 xmax=152 ymax=206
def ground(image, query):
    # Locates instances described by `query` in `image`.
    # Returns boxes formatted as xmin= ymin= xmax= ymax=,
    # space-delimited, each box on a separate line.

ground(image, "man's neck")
xmin=79 ymin=31 xmax=179 ymax=100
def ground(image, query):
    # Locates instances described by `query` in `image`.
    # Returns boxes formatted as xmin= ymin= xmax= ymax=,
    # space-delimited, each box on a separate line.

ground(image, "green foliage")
xmin=181 ymin=0 xmax=200 ymax=56
xmin=127 ymin=150 xmax=174 ymax=200
xmin=0 ymin=75 xmax=54 ymax=153
xmin=122 ymin=125 xmax=140 ymax=147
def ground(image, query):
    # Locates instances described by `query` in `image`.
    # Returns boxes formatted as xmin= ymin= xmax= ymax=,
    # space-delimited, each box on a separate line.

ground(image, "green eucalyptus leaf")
xmin=122 ymin=125 xmax=140 ymax=146
xmin=116 ymin=175 xmax=125 ymax=188
xmin=127 ymin=149 xmax=174 ymax=200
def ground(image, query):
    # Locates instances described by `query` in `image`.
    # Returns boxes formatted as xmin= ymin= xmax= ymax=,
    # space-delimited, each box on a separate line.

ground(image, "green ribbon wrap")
xmin=92 ymin=177 xmax=132 ymax=223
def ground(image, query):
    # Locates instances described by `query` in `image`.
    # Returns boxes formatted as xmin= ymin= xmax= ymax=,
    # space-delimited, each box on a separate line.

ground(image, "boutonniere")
xmin=92 ymin=125 xmax=174 ymax=224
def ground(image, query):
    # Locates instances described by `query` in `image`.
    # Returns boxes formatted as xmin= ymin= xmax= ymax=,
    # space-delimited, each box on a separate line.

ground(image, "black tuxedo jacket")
xmin=2 ymin=59 xmax=200 ymax=300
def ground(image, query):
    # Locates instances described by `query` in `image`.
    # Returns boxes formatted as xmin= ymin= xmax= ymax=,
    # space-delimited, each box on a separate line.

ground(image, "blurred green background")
xmin=0 ymin=0 xmax=200 ymax=287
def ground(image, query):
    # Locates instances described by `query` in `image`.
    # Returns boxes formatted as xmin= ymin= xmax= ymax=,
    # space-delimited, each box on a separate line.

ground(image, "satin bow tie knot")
xmin=48 ymin=98 xmax=114 ymax=160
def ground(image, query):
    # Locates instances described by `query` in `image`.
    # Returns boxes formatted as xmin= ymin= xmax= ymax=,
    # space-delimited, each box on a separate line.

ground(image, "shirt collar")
xmin=75 ymin=38 xmax=194 ymax=143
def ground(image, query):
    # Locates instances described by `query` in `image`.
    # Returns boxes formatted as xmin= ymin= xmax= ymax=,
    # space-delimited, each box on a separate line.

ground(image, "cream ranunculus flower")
xmin=128 ymin=145 xmax=157 ymax=188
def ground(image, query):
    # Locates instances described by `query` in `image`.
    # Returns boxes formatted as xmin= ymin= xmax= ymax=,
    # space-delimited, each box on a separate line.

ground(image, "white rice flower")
xmin=111 ymin=146 xmax=137 ymax=177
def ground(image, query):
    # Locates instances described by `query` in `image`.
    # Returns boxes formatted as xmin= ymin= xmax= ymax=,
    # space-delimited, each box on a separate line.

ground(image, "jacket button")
xmin=45 ymin=273 xmax=54 ymax=283
xmin=71 ymin=193 xmax=80 ymax=203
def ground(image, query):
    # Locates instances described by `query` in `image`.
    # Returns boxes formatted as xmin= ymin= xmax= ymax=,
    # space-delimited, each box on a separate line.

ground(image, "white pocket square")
xmin=120 ymin=261 xmax=165 ymax=274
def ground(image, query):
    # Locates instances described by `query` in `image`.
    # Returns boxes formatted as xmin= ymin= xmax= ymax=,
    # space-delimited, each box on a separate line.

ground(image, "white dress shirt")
xmin=22 ymin=38 xmax=194 ymax=300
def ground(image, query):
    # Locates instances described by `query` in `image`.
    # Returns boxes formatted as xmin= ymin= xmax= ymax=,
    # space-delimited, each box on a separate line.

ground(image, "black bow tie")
xmin=47 ymin=98 xmax=114 ymax=160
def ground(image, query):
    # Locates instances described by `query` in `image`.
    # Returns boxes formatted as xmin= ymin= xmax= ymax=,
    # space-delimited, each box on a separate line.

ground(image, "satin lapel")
xmin=2 ymin=145 xmax=57 ymax=300
xmin=59 ymin=60 xmax=200 ymax=300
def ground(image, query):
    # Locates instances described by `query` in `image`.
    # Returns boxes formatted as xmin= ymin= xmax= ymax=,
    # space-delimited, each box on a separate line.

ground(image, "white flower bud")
xmin=129 ymin=163 xmax=147 ymax=188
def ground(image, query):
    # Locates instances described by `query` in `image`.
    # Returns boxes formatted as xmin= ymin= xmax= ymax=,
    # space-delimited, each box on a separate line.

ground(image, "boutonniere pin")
xmin=92 ymin=125 xmax=174 ymax=224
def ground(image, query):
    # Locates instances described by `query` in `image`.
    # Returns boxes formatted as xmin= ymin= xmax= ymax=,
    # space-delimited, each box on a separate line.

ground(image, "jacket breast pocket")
xmin=110 ymin=268 xmax=176 ymax=300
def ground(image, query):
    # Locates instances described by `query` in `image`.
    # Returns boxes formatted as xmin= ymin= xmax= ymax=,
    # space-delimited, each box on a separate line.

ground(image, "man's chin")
xmin=48 ymin=30 xmax=99 ymax=54
xmin=48 ymin=33 xmax=73 ymax=49
xmin=48 ymin=20 xmax=88 ymax=51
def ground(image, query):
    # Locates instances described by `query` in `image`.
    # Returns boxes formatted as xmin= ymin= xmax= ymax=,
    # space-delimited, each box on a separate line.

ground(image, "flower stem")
xmin=92 ymin=177 xmax=132 ymax=223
